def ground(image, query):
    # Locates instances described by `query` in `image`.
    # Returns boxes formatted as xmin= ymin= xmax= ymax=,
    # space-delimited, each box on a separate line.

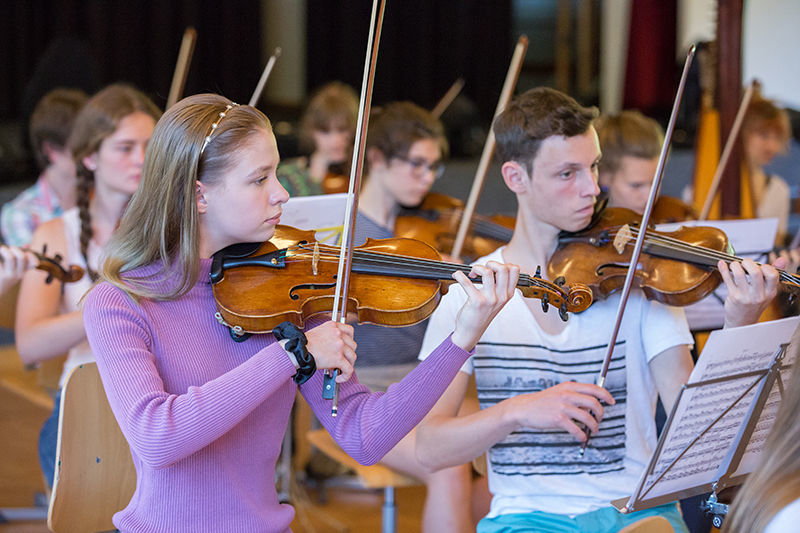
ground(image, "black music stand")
xmin=612 ymin=319 xmax=797 ymax=528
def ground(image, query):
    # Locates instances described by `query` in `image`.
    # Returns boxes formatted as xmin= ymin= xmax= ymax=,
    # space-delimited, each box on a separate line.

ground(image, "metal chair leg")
xmin=381 ymin=486 xmax=396 ymax=533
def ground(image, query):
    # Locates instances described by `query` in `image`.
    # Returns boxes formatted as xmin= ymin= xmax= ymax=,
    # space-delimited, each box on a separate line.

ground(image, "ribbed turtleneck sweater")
xmin=83 ymin=258 xmax=471 ymax=533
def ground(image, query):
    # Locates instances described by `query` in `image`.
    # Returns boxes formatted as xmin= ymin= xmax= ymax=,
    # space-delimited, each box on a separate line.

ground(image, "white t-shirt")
xmin=418 ymin=247 xmax=693 ymax=517
xmin=765 ymin=497 xmax=800 ymax=533
xmin=757 ymin=174 xmax=790 ymax=243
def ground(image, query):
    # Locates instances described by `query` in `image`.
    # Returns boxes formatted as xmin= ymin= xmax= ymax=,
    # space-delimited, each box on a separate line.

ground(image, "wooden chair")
xmin=306 ymin=429 xmax=420 ymax=533
xmin=619 ymin=515 xmax=675 ymax=533
xmin=47 ymin=362 xmax=136 ymax=533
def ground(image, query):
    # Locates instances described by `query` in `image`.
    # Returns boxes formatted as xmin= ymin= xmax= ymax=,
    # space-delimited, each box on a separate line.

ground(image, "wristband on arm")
xmin=273 ymin=322 xmax=316 ymax=385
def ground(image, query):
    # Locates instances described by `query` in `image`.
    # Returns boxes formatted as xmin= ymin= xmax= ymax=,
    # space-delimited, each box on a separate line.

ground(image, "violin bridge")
xmin=312 ymin=242 xmax=320 ymax=276
xmin=614 ymin=224 xmax=632 ymax=254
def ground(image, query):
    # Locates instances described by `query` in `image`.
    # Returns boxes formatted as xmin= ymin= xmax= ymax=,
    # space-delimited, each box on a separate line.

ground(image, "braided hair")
xmin=67 ymin=84 xmax=160 ymax=280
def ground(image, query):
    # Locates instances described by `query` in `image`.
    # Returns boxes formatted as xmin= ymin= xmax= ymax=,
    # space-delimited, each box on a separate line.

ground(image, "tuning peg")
xmin=554 ymin=276 xmax=566 ymax=287
xmin=559 ymin=304 xmax=568 ymax=322
xmin=541 ymin=293 xmax=549 ymax=313
xmin=45 ymin=273 xmax=54 ymax=285
xmin=54 ymin=253 xmax=63 ymax=263
xmin=534 ymin=266 xmax=542 ymax=279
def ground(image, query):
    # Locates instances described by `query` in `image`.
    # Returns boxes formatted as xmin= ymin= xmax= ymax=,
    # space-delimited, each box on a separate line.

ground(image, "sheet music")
xmin=631 ymin=316 xmax=799 ymax=503
xmin=656 ymin=218 xmax=778 ymax=331
xmin=732 ymin=359 xmax=795 ymax=477
xmin=281 ymin=193 xmax=348 ymax=243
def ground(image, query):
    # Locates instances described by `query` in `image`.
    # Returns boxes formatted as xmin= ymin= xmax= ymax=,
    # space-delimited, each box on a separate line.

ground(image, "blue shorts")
xmin=477 ymin=503 xmax=689 ymax=533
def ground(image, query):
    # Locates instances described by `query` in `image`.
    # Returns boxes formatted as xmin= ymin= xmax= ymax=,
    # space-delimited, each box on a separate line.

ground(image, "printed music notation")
xmin=628 ymin=316 xmax=799 ymax=505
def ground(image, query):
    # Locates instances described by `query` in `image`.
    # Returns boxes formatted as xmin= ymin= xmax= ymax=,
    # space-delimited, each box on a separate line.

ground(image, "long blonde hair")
xmin=723 ymin=326 xmax=800 ymax=532
xmin=67 ymin=84 xmax=161 ymax=280
xmin=100 ymin=93 xmax=272 ymax=300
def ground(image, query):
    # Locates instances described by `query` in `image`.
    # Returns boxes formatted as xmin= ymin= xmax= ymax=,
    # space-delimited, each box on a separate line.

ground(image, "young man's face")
xmin=602 ymin=155 xmax=658 ymax=214
xmin=521 ymin=127 xmax=602 ymax=232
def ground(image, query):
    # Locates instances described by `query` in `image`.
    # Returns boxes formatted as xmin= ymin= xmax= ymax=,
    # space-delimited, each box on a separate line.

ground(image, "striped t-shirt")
xmin=419 ymin=247 xmax=693 ymax=517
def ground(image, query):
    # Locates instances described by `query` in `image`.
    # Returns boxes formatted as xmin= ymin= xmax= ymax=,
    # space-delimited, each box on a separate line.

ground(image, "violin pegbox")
xmin=519 ymin=266 xmax=593 ymax=321
xmin=34 ymin=244 xmax=85 ymax=284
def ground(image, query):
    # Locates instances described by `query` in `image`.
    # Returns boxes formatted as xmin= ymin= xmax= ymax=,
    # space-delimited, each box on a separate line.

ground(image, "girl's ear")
xmin=82 ymin=153 xmax=98 ymax=172
xmin=196 ymin=181 xmax=208 ymax=214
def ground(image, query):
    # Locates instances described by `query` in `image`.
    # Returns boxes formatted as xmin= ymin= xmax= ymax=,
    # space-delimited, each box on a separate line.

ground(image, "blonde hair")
xmin=67 ymin=84 xmax=161 ymax=281
xmin=299 ymin=81 xmax=358 ymax=154
xmin=742 ymin=95 xmax=792 ymax=154
xmin=101 ymin=93 xmax=272 ymax=300
xmin=723 ymin=327 xmax=800 ymax=532
xmin=595 ymin=110 xmax=664 ymax=179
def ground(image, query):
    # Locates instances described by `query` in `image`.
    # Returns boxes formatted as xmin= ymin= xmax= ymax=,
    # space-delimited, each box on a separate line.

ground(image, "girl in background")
xmin=15 ymin=84 xmax=160 ymax=487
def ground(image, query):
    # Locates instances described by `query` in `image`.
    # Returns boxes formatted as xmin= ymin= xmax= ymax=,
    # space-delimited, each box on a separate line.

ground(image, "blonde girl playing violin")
xmin=15 ymin=84 xmax=160 ymax=488
xmin=82 ymin=93 xmax=523 ymax=533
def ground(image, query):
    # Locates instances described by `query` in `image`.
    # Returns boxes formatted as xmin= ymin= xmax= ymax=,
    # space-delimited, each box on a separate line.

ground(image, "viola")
xmin=395 ymin=192 xmax=514 ymax=260
xmin=210 ymin=225 xmax=592 ymax=335
xmin=548 ymin=206 xmax=800 ymax=307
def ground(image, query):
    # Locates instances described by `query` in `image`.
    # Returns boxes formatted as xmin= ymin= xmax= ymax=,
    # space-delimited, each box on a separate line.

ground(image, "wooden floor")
xmin=0 ymin=344 xmax=426 ymax=533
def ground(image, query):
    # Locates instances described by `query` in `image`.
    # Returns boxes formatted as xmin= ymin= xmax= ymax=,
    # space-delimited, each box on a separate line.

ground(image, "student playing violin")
xmin=1 ymin=88 xmax=88 ymax=247
xmin=15 ymin=84 xmax=160 ymax=488
xmin=414 ymin=87 xmax=783 ymax=533
xmin=81 ymin=93 xmax=527 ymax=533
xmin=352 ymin=100 xmax=491 ymax=531
xmin=276 ymin=81 xmax=358 ymax=196
xmin=596 ymin=110 xmax=664 ymax=215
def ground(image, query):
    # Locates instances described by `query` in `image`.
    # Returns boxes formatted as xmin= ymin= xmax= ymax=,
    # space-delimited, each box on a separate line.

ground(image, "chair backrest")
xmin=47 ymin=362 xmax=136 ymax=533
xmin=306 ymin=429 xmax=420 ymax=489
xmin=618 ymin=515 xmax=675 ymax=533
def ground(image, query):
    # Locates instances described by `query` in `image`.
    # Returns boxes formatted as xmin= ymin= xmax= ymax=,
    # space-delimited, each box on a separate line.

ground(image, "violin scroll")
xmin=19 ymin=245 xmax=85 ymax=284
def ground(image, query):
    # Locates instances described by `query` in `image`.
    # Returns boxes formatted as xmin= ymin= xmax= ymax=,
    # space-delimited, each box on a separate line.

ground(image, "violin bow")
xmin=698 ymin=79 xmax=760 ymax=221
xmin=166 ymin=27 xmax=197 ymax=109
xmin=248 ymin=47 xmax=282 ymax=107
xmin=430 ymin=77 xmax=465 ymax=119
xmin=450 ymin=35 xmax=528 ymax=261
xmin=580 ymin=45 xmax=697 ymax=455
xmin=323 ymin=0 xmax=386 ymax=416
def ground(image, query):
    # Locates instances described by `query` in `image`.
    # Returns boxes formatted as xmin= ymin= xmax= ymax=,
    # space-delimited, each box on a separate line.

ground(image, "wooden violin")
xmin=650 ymin=195 xmax=697 ymax=224
xmin=321 ymin=168 xmax=350 ymax=195
xmin=15 ymin=246 xmax=85 ymax=284
xmin=395 ymin=192 xmax=514 ymax=260
xmin=210 ymin=226 xmax=592 ymax=334
xmin=548 ymin=206 xmax=800 ymax=307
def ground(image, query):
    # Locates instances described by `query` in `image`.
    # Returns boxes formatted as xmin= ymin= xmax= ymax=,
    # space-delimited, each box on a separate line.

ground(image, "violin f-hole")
xmin=289 ymin=282 xmax=337 ymax=300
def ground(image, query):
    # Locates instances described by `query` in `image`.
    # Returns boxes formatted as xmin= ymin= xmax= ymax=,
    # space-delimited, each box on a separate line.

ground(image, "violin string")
xmin=617 ymin=226 xmax=800 ymax=286
xmin=281 ymin=244 xmax=568 ymax=295
xmin=285 ymin=249 xmax=559 ymax=292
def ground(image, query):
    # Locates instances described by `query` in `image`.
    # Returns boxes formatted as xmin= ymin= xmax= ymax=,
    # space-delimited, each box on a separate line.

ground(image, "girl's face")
xmin=199 ymin=128 xmax=289 ymax=255
xmin=371 ymin=138 xmax=443 ymax=208
xmin=312 ymin=119 xmax=353 ymax=164
xmin=744 ymin=128 xmax=785 ymax=168
xmin=84 ymin=111 xmax=156 ymax=197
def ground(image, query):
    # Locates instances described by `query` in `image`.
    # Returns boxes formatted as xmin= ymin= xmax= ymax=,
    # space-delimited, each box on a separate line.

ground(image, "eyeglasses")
xmin=392 ymin=154 xmax=445 ymax=180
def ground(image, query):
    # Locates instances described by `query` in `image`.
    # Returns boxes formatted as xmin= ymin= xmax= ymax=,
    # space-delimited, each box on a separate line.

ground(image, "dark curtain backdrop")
xmin=622 ymin=0 xmax=678 ymax=120
xmin=0 ymin=0 xmax=262 ymax=123
xmin=306 ymin=0 xmax=513 ymax=123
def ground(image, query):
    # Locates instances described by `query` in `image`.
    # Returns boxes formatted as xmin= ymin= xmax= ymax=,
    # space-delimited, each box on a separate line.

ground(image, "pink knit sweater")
xmin=83 ymin=259 xmax=471 ymax=533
